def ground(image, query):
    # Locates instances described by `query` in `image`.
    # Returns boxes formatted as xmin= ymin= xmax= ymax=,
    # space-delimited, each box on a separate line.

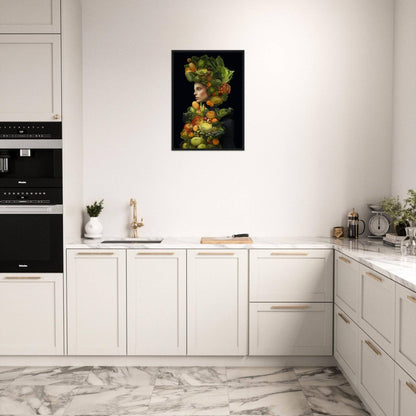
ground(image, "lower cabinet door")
xmin=187 ymin=250 xmax=248 ymax=356
xmin=127 ymin=250 xmax=186 ymax=355
xmin=0 ymin=273 xmax=63 ymax=355
xmin=395 ymin=364 xmax=416 ymax=416
xmin=334 ymin=305 xmax=360 ymax=386
xmin=249 ymin=303 xmax=333 ymax=356
xmin=67 ymin=250 xmax=127 ymax=355
xmin=359 ymin=331 xmax=394 ymax=416
xmin=396 ymin=284 xmax=416 ymax=381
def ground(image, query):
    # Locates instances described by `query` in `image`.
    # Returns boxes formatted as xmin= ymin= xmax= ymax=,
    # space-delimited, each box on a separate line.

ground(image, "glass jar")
xmin=401 ymin=227 xmax=416 ymax=256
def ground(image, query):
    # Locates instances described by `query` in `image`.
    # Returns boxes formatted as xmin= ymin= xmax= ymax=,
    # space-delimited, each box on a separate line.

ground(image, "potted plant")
xmin=380 ymin=189 xmax=416 ymax=236
xmin=84 ymin=199 xmax=104 ymax=239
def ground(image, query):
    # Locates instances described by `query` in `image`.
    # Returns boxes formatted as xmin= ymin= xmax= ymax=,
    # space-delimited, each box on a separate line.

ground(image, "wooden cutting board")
xmin=201 ymin=236 xmax=253 ymax=244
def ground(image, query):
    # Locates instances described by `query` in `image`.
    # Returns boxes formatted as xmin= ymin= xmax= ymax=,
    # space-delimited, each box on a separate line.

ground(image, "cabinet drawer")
xmin=359 ymin=331 xmax=394 ymax=416
xmin=249 ymin=302 xmax=333 ymax=356
xmin=359 ymin=265 xmax=395 ymax=357
xmin=334 ymin=305 xmax=360 ymax=386
xmin=396 ymin=284 xmax=416 ymax=381
xmin=335 ymin=251 xmax=360 ymax=321
xmin=395 ymin=364 xmax=416 ymax=416
xmin=250 ymin=250 xmax=333 ymax=302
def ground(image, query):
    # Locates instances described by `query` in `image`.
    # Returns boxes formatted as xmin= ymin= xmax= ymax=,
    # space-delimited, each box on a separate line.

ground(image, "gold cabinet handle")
xmin=77 ymin=252 xmax=114 ymax=256
xmin=365 ymin=340 xmax=382 ymax=356
xmin=406 ymin=381 xmax=416 ymax=395
xmin=136 ymin=252 xmax=174 ymax=256
xmin=197 ymin=252 xmax=234 ymax=255
xmin=270 ymin=305 xmax=309 ymax=309
xmin=4 ymin=276 xmax=41 ymax=280
xmin=407 ymin=296 xmax=416 ymax=304
xmin=365 ymin=272 xmax=382 ymax=283
xmin=339 ymin=256 xmax=351 ymax=264
xmin=53 ymin=114 xmax=60 ymax=119
xmin=338 ymin=312 xmax=350 ymax=324
xmin=271 ymin=252 xmax=308 ymax=256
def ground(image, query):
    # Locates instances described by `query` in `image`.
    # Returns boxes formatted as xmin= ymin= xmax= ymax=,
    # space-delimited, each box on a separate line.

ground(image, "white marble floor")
xmin=0 ymin=366 xmax=369 ymax=416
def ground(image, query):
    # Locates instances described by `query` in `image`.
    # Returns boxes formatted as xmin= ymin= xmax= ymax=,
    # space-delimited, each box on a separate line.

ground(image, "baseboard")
xmin=0 ymin=355 xmax=336 ymax=367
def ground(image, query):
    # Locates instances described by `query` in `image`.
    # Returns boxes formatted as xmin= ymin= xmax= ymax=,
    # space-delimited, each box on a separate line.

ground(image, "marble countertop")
xmin=67 ymin=236 xmax=416 ymax=293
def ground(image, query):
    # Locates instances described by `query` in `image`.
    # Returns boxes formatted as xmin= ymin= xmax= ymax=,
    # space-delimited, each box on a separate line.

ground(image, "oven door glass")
xmin=0 ymin=213 xmax=63 ymax=272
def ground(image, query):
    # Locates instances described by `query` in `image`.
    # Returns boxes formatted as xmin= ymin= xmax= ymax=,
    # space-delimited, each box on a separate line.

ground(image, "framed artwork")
xmin=172 ymin=50 xmax=244 ymax=150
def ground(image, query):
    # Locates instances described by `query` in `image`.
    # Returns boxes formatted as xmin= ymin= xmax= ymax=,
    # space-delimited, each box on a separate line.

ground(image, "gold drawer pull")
xmin=339 ymin=256 xmax=351 ymax=264
xmin=338 ymin=312 xmax=350 ymax=324
xmin=271 ymin=252 xmax=308 ymax=256
xmin=365 ymin=272 xmax=382 ymax=283
xmin=136 ymin=252 xmax=174 ymax=256
xmin=365 ymin=340 xmax=382 ymax=356
xmin=197 ymin=252 xmax=234 ymax=255
xmin=77 ymin=252 xmax=114 ymax=256
xmin=4 ymin=276 xmax=41 ymax=280
xmin=407 ymin=296 xmax=416 ymax=304
xmin=406 ymin=381 xmax=416 ymax=395
xmin=270 ymin=305 xmax=309 ymax=309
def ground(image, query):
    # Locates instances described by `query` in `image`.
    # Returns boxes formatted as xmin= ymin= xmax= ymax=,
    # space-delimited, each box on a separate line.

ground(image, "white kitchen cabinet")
xmin=187 ymin=250 xmax=248 ymax=356
xmin=395 ymin=364 xmax=416 ymax=416
xmin=127 ymin=250 xmax=186 ymax=355
xmin=0 ymin=35 xmax=61 ymax=121
xmin=396 ymin=284 xmax=416 ymax=381
xmin=0 ymin=273 xmax=63 ymax=355
xmin=334 ymin=305 xmax=360 ymax=386
xmin=359 ymin=330 xmax=395 ymax=416
xmin=250 ymin=249 xmax=333 ymax=302
xmin=359 ymin=265 xmax=395 ymax=357
xmin=67 ymin=250 xmax=126 ymax=355
xmin=334 ymin=251 xmax=360 ymax=321
xmin=249 ymin=302 xmax=333 ymax=356
xmin=0 ymin=0 xmax=60 ymax=33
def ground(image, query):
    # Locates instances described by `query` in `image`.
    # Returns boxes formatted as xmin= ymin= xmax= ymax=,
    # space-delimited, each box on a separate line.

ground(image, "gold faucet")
xmin=130 ymin=198 xmax=144 ymax=238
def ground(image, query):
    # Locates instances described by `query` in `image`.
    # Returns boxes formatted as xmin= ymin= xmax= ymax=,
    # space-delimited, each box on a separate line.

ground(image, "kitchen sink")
xmin=101 ymin=238 xmax=163 ymax=244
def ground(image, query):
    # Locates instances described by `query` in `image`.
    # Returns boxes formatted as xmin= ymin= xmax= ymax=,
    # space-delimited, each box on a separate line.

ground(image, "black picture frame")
xmin=171 ymin=50 xmax=244 ymax=151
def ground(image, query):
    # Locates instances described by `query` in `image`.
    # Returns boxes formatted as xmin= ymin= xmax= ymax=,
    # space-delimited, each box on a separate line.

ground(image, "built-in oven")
xmin=0 ymin=122 xmax=63 ymax=273
xmin=0 ymin=204 xmax=63 ymax=272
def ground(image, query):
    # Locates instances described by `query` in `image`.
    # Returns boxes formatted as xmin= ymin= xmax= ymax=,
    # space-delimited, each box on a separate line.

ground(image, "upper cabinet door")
xmin=0 ymin=35 xmax=61 ymax=121
xmin=187 ymin=250 xmax=248 ymax=356
xmin=0 ymin=0 xmax=60 ymax=33
xmin=127 ymin=250 xmax=186 ymax=356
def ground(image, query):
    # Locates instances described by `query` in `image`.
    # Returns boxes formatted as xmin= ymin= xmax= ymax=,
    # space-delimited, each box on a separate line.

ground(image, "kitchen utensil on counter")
xmin=347 ymin=208 xmax=365 ymax=239
xmin=333 ymin=226 xmax=344 ymax=239
xmin=367 ymin=204 xmax=390 ymax=239
xmin=201 ymin=235 xmax=253 ymax=244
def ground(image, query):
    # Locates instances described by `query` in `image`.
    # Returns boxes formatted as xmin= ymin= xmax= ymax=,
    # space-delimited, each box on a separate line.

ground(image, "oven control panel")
xmin=0 ymin=188 xmax=62 ymax=205
xmin=0 ymin=122 xmax=62 ymax=139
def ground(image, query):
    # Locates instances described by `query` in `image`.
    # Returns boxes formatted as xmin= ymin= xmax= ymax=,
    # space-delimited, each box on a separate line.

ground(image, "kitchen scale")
xmin=367 ymin=204 xmax=390 ymax=239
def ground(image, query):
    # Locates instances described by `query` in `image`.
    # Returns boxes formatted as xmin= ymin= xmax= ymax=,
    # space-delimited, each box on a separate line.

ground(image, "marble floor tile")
xmin=0 ymin=368 xmax=25 ymax=388
xmin=0 ymin=384 xmax=78 ymax=415
xmin=228 ymin=383 xmax=312 ymax=416
xmin=147 ymin=385 xmax=229 ymax=415
xmin=10 ymin=367 xmax=92 ymax=386
xmin=156 ymin=367 xmax=227 ymax=387
xmin=302 ymin=385 xmax=369 ymax=416
xmin=64 ymin=385 xmax=153 ymax=416
xmin=86 ymin=366 xmax=158 ymax=387
xmin=294 ymin=368 xmax=348 ymax=387
xmin=226 ymin=368 xmax=297 ymax=385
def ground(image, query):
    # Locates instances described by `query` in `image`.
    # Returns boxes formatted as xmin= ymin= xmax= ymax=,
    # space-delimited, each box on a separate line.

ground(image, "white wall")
xmin=81 ymin=0 xmax=394 ymax=237
xmin=392 ymin=0 xmax=416 ymax=198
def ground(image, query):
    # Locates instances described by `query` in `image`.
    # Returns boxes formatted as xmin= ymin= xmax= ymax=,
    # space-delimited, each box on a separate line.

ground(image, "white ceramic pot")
xmin=84 ymin=216 xmax=103 ymax=238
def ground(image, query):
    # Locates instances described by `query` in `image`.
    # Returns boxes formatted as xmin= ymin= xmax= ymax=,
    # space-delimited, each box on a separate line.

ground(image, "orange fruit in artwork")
xmin=212 ymin=138 xmax=220 ymax=145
